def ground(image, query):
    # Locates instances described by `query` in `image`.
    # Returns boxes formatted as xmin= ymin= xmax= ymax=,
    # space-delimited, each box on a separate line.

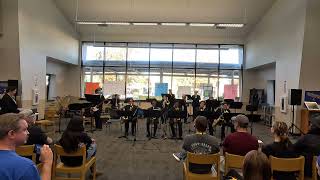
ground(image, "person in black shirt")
xmin=0 ymin=86 xmax=19 ymax=114
xmin=59 ymin=116 xmax=97 ymax=168
xmin=294 ymin=113 xmax=320 ymax=177
xmin=123 ymin=98 xmax=138 ymax=137
xmin=146 ymin=99 xmax=161 ymax=138
xmin=262 ymin=121 xmax=298 ymax=180
xmin=92 ymin=88 xmax=105 ymax=130
xmin=168 ymin=89 xmax=175 ymax=107
xmin=168 ymin=101 xmax=184 ymax=139
xmin=216 ymin=102 xmax=235 ymax=140
xmin=110 ymin=94 xmax=120 ymax=109
xmin=191 ymin=90 xmax=201 ymax=116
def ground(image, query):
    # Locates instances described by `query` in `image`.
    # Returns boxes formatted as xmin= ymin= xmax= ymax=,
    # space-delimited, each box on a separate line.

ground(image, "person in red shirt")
xmin=222 ymin=115 xmax=259 ymax=156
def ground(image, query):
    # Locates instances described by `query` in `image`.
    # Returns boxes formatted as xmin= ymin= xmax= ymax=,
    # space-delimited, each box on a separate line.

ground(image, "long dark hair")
xmin=59 ymin=116 xmax=85 ymax=153
xmin=243 ymin=150 xmax=272 ymax=180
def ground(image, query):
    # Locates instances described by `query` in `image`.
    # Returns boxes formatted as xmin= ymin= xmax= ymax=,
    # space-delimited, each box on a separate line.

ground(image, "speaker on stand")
xmin=288 ymin=89 xmax=304 ymax=135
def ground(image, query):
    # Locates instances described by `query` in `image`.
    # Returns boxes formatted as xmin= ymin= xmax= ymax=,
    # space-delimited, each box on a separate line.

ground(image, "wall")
xmin=18 ymin=0 xmax=79 ymax=117
xmin=46 ymin=58 xmax=80 ymax=99
xmin=242 ymin=63 xmax=275 ymax=104
xmin=299 ymin=0 xmax=320 ymax=92
xmin=0 ymin=0 xmax=20 ymax=81
xmin=245 ymin=0 xmax=307 ymax=124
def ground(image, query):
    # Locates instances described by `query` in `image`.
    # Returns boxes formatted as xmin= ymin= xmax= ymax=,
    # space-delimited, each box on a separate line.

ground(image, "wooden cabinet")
xmin=300 ymin=109 xmax=320 ymax=134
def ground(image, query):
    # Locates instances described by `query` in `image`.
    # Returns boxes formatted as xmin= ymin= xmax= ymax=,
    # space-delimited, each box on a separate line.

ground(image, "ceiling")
xmin=54 ymin=0 xmax=276 ymax=43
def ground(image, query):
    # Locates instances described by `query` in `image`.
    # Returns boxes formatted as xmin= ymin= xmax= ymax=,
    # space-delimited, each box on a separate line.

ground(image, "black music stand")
xmin=144 ymin=108 xmax=162 ymax=139
xmin=117 ymin=110 xmax=133 ymax=138
xmin=230 ymin=102 xmax=243 ymax=113
xmin=224 ymin=99 xmax=234 ymax=105
xmin=246 ymin=105 xmax=258 ymax=135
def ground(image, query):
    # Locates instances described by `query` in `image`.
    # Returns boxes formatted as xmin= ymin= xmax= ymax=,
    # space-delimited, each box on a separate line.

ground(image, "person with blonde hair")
xmin=262 ymin=121 xmax=298 ymax=180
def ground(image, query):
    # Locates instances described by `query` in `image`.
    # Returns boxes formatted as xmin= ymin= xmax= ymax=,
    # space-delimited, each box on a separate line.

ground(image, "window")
xmin=81 ymin=42 xmax=243 ymax=100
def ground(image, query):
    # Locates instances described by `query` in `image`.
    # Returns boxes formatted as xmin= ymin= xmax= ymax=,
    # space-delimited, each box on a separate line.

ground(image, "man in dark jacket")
xmin=294 ymin=113 xmax=320 ymax=177
xmin=0 ymin=86 xmax=19 ymax=114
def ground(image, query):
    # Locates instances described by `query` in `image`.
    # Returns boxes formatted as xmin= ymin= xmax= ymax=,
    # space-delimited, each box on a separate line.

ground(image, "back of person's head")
xmin=243 ymin=150 xmax=271 ymax=180
xmin=317 ymin=155 xmax=320 ymax=176
xmin=0 ymin=113 xmax=26 ymax=145
xmin=195 ymin=116 xmax=207 ymax=133
xmin=310 ymin=113 xmax=320 ymax=130
xmin=234 ymin=115 xmax=249 ymax=130
xmin=60 ymin=116 xmax=85 ymax=153
xmin=272 ymin=121 xmax=290 ymax=146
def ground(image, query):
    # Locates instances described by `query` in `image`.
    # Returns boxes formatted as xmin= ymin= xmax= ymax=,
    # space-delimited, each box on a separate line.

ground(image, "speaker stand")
xmin=288 ymin=105 xmax=304 ymax=136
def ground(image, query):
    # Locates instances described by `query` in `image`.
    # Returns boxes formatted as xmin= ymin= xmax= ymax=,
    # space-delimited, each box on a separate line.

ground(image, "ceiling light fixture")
xmin=217 ymin=23 xmax=244 ymax=28
xmin=105 ymin=22 xmax=131 ymax=25
xmin=161 ymin=23 xmax=187 ymax=26
xmin=189 ymin=23 xmax=215 ymax=27
xmin=132 ymin=22 xmax=158 ymax=26
xmin=77 ymin=21 xmax=105 ymax=25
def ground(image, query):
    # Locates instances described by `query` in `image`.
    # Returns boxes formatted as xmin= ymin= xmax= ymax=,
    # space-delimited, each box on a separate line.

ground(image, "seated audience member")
xmin=294 ymin=113 xmax=320 ymax=177
xmin=24 ymin=113 xmax=53 ymax=163
xmin=222 ymin=115 xmax=258 ymax=156
xmin=224 ymin=150 xmax=272 ymax=180
xmin=262 ymin=121 xmax=298 ymax=180
xmin=243 ymin=150 xmax=272 ymax=180
xmin=0 ymin=86 xmax=20 ymax=114
xmin=59 ymin=117 xmax=96 ymax=165
xmin=0 ymin=113 xmax=53 ymax=180
xmin=174 ymin=116 xmax=220 ymax=174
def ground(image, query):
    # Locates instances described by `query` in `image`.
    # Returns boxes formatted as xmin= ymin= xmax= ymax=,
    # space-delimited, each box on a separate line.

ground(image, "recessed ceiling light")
xmin=189 ymin=23 xmax=215 ymax=27
xmin=161 ymin=23 xmax=187 ymax=26
xmin=132 ymin=22 xmax=158 ymax=26
xmin=217 ymin=23 xmax=244 ymax=28
xmin=105 ymin=22 xmax=131 ymax=25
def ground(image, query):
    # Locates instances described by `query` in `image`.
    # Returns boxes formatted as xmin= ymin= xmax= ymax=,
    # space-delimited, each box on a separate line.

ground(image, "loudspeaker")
xmin=289 ymin=89 xmax=302 ymax=105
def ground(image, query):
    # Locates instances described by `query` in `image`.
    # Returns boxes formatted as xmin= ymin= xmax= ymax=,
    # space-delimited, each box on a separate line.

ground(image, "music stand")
xmin=246 ymin=105 xmax=258 ymax=134
xmin=144 ymin=108 xmax=162 ymax=139
xmin=224 ymin=99 xmax=234 ymax=105
xmin=168 ymin=109 xmax=185 ymax=140
xmin=230 ymin=102 xmax=243 ymax=113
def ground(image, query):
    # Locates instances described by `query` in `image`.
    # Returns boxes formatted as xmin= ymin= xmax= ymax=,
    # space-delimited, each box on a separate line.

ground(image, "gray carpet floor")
xmin=53 ymin=118 xmax=275 ymax=180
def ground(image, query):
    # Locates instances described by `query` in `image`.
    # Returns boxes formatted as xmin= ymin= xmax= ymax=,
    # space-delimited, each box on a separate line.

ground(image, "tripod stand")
xmin=288 ymin=105 xmax=304 ymax=135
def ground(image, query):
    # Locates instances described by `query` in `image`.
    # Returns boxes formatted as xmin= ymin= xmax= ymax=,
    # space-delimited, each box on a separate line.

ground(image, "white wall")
xmin=245 ymin=0 xmax=307 ymax=123
xmin=18 ymin=0 xmax=79 ymax=117
xmin=0 ymin=0 xmax=20 ymax=81
xmin=46 ymin=58 xmax=80 ymax=99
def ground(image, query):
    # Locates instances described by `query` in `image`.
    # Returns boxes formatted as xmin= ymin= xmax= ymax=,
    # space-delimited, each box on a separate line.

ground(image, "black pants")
xmin=147 ymin=118 xmax=158 ymax=137
xmin=208 ymin=119 xmax=214 ymax=136
xmin=125 ymin=118 xmax=137 ymax=136
xmin=93 ymin=111 xmax=102 ymax=129
xmin=169 ymin=119 xmax=182 ymax=138
xmin=221 ymin=121 xmax=235 ymax=140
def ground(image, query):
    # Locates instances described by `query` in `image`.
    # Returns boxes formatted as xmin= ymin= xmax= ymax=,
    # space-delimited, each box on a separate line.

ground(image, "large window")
xmin=81 ymin=42 xmax=243 ymax=100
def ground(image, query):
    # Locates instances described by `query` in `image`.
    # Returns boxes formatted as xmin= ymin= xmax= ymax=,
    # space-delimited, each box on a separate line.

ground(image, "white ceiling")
xmin=54 ymin=0 xmax=276 ymax=43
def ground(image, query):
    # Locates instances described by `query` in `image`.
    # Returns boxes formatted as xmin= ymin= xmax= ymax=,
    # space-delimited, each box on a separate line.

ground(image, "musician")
xmin=123 ymin=98 xmax=138 ymax=137
xmin=0 ymin=86 xmax=19 ymax=114
xmin=168 ymin=89 xmax=175 ymax=107
xmin=168 ymin=101 xmax=184 ymax=139
xmin=110 ymin=94 xmax=120 ymax=109
xmin=216 ymin=102 xmax=235 ymax=140
xmin=191 ymin=90 xmax=201 ymax=112
xmin=146 ymin=99 xmax=161 ymax=138
xmin=180 ymin=95 xmax=188 ymax=123
xmin=93 ymin=88 xmax=105 ymax=130
xmin=194 ymin=101 xmax=214 ymax=135
xmin=161 ymin=95 xmax=170 ymax=124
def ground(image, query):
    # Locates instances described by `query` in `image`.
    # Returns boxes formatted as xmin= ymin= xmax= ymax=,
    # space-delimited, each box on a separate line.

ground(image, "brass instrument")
xmin=212 ymin=109 xmax=229 ymax=127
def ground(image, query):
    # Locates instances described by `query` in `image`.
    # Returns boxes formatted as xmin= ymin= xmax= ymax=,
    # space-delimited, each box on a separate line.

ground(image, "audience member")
xmin=0 ymin=87 xmax=19 ymax=114
xmin=294 ymin=113 xmax=320 ymax=177
xmin=174 ymin=116 xmax=220 ymax=174
xmin=24 ymin=113 xmax=53 ymax=164
xmin=317 ymin=155 xmax=320 ymax=177
xmin=262 ymin=121 xmax=298 ymax=180
xmin=0 ymin=113 xmax=53 ymax=180
xmin=243 ymin=150 xmax=272 ymax=180
xmin=222 ymin=115 xmax=258 ymax=156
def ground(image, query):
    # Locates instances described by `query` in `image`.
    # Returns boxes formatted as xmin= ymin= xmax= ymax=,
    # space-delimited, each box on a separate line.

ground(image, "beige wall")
xmin=46 ymin=58 xmax=81 ymax=99
xmin=245 ymin=0 xmax=307 ymax=125
xmin=0 ymin=0 xmax=20 ymax=81
xmin=17 ymin=0 xmax=79 ymax=118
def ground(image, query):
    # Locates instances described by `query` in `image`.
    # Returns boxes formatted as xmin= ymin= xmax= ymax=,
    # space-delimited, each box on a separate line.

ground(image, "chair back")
xmin=16 ymin=145 xmax=36 ymax=163
xmin=270 ymin=156 xmax=305 ymax=180
xmin=54 ymin=144 xmax=86 ymax=167
xmin=186 ymin=152 xmax=220 ymax=178
xmin=313 ymin=156 xmax=318 ymax=180
xmin=225 ymin=153 xmax=245 ymax=173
